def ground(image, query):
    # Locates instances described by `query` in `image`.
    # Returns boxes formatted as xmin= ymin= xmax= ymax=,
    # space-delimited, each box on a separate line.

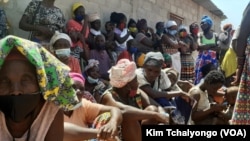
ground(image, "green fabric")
xmin=0 ymin=35 xmax=80 ymax=111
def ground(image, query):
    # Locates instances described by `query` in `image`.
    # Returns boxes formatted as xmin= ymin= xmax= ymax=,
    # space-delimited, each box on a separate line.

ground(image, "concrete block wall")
xmin=1 ymin=0 xmax=222 ymax=39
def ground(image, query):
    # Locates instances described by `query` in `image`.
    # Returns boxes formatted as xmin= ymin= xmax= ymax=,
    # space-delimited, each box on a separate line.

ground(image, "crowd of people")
xmin=0 ymin=0 xmax=250 ymax=140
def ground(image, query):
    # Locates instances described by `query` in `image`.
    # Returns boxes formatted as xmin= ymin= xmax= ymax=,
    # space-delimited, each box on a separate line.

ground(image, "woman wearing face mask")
xmin=178 ymin=25 xmax=195 ymax=82
xmin=161 ymin=20 xmax=185 ymax=77
xmin=0 ymin=35 xmax=80 ymax=140
xmin=50 ymin=31 xmax=82 ymax=74
xmin=83 ymin=59 xmax=110 ymax=101
xmin=89 ymin=35 xmax=112 ymax=80
xmin=66 ymin=2 xmax=89 ymax=42
xmin=99 ymin=59 xmax=169 ymax=140
xmin=110 ymin=12 xmax=133 ymax=56
xmin=127 ymin=18 xmax=138 ymax=38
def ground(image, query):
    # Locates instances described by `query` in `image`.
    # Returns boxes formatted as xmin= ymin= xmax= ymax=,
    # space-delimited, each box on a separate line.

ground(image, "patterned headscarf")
xmin=109 ymin=59 xmax=137 ymax=88
xmin=69 ymin=72 xmax=85 ymax=85
xmin=0 ymin=35 xmax=80 ymax=111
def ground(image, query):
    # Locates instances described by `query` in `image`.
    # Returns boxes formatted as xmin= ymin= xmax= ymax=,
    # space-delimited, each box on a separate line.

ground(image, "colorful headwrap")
xmin=0 ymin=35 xmax=80 ymax=111
xmin=201 ymin=15 xmax=213 ymax=27
xmin=109 ymin=59 xmax=137 ymax=88
xmin=85 ymin=59 xmax=100 ymax=72
xmin=72 ymin=2 xmax=84 ymax=14
xmin=69 ymin=72 xmax=85 ymax=85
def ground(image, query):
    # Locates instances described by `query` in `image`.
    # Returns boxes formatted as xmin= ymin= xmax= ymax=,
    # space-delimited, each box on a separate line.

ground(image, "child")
xmin=213 ymin=86 xmax=238 ymax=125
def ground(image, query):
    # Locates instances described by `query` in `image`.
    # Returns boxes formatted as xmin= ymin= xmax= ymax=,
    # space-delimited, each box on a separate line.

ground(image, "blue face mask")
xmin=129 ymin=47 xmax=138 ymax=54
xmin=75 ymin=14 xmax=84 ymax=22
xmin=169 ymin=30 xmax=177 ymax=36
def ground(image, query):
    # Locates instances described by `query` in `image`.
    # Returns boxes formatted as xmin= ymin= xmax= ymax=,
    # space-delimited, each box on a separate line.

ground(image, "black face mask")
xmin=0 ymin=92 xmax=42 ymax=122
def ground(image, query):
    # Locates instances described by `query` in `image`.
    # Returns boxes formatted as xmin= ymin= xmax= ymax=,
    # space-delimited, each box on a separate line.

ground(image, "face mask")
xmin=129 ymin=89 xmax=137 ymax=97
xmin=192 ymin=28 xmax=199 ymax=35
xmin=119 ymin=23 xmax=126 ymax=30
xmin=55 ymin=48 xmax=71 ymax=58
xmin=156 ymin=29 xmax=164 ymax=35
xmin=128 ymin=47 xmax=138 ymax=54
xmin=0 ymin=93 xmax=42 ymax=122
xmin=75 ymin=14 xmax=84 ymax=22
xmin=87 ymin=76 xmax=99 ymax=84
xmin=179 ymin=31 xmax=187 ymax=37
xmin=129 ymin=27 xmax=138 ymax=33
xmin=169 ymin=30 xmax=177 ymax=35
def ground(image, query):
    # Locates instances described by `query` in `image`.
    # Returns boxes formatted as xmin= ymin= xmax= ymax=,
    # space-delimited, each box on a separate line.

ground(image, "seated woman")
xmin=188 ymin=70 xmax=227 ymax=125
xmin=50 ymin=31 xmax=82 ymax=74
xmin=64 ymin=72 xmax=122 ymax=141
xmin=0 ymin=35 xmax=79 ymax=140
xmin=98 ymin=58 xmax=169 ymax=141
xmin=136 ymin=51 xmax=195 ymax=124
xmin=83 ymin=59 xmax=110 ymax=97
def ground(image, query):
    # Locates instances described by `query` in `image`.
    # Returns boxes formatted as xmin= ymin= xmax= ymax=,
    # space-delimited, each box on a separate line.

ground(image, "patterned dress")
xmin=23 ymin=0 xmax=65 ymax=42
xmin=0 ymin=8 xmax=7 ymax=38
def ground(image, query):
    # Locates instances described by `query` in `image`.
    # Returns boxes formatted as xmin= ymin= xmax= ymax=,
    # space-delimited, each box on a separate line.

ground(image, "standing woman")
xmin=178 ymin=25 xmax=195 ymax=82
xmin=19 ymin=0 xmax=66 ymax=44
xmin=0 ymin=35 xmax=80 ymax=140
xmin=231 ymin=2 xmax=250 ymax=124
xmin=194 ymin=16 xmax=219 ymax=84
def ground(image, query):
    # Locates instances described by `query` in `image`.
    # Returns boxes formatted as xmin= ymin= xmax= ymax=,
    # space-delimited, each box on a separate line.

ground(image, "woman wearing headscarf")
xmin=83 ymin=59 xmax=110 ymax=100
xmin=161 ymin=20 xmax=185 ymax=76
xmin=64 ymin=72 xmax=122 ymax=141
xmin=87 ymin=12 xmax=103 ymax=50
xmin=19 ymin=0 xmax=65 ymax=44
xmin=136 ymin=51 xmax=195 ymax=124
xmin=50 ymin=31 xmax=82 ymax=74
xmin=0 ymin=35 xmax=80 ymax=140
xmin=127 ymin=18 xmax=138 ymax=38
xmin=99 ymin=59 xmax=169 ymax=140
xmin=194 ymin=15 xmax=219 ymax=85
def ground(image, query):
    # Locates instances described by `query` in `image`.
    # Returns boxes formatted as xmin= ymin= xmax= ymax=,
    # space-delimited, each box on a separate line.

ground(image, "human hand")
xmin=231 ymin=67 xmax=243 ymax=86
xmin=97 ymin=122 xmax=118 ymax=140
xmin=155 ymin=112 xmax=169 ymax=124
xmin=211 ymin=103 xmax=227 ymax=113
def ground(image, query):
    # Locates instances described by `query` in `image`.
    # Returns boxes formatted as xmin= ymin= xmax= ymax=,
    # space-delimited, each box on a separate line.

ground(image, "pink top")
xmin=64 ymin=98 xmax=102 ymax=127
xmin=0 ymin=101 xmax=60 ymax=141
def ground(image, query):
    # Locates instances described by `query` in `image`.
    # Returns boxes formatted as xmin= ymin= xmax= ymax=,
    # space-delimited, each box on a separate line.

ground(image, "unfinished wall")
xmin=1 ymin=0 xmax=222 ymax=39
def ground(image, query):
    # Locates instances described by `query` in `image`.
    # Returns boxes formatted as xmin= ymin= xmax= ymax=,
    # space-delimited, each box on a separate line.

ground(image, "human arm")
xmin=140 ymin=84 xmax=187 ymax=99
xmin=231 ymin=5 xmax=250 ymax=85
xmin=64 ymin=122 xmax=99 ymax=141
xmin=114 ymin=30 xmax=131 ymax=44
xmin=45 ymin=110 xmax=64 ymax=141
xmin=161 ymin=34 xmax=181 ymax=49
xmin=96 ymin=105 xmax=123 ymax=140
xmin=190 ymin=90 xmax=227 ymax=122
xmin=100 ymin=93 xmax=168 ymax=124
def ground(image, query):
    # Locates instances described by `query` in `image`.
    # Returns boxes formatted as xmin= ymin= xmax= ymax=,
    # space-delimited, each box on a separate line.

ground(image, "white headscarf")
xmin=144 ymin=51 xmax=164 ymax=64
xmin=49 ymin=31 xmax=72 ymax=48
xmin=85 ymin=59 xmax=100 ymax=71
